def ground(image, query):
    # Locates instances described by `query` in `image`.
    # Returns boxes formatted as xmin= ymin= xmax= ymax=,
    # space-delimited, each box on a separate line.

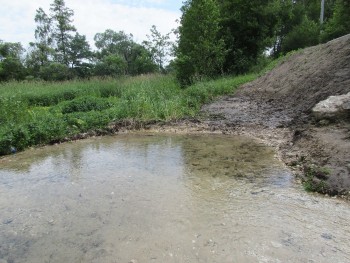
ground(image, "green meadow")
xmin=0 ymin=73 xmax=259 ymax=155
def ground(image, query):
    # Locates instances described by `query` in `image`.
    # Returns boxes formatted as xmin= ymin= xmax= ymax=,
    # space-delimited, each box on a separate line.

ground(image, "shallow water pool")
xmin=0 ymin=134 xmax=349 ymax=263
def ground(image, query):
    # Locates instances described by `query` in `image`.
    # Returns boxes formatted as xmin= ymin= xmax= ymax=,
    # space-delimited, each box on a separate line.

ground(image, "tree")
xmin=143 ymin=25 xmax=172 ymax=72
xmin=26 ymin=8 xmax=54 ymax=77
xmin=321 ymin=0 xmax=350 ymax=42
xmin=93 ymin=54 xmax=127 ymax=77
xmin=68 ymin=33 xmax=92 ymax=68
xmin=270 ymin=0 xmax=337 ymax=56
xmin=94 ymin=29 xmax=157 ymax=75
xmin=125 ymin=44 xmax=157 ymax=75
xmin=33 ymin=7 xmax=54 ymax=66
xmin=282 ymin=15 xmax=320 ymax=53
xmin=175 ymin=0 xmax=226 ymax=85
xmin=219 ymin=0 xmax=278 ymax=72
xmin=67 ymin=33 xmax=93 ymax=78
xmin=0 ymin=41 xmax=26 ymax=81
xmin=0 ymin=41 xmax=24 ymax=60
xmin=32 ymin=0 xmax=93 ymax=79
xmin=39 ymin=62 xmax=71 ymax=81
xmin=94 ymin=30 xmax=133 ymax=58
xmin=50 ymin=0 xmax=76 ymax=65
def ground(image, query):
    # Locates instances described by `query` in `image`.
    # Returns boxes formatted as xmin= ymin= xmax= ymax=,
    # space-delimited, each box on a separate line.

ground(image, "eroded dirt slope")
xmin=200 ymin=34 xmax=350 ymax=196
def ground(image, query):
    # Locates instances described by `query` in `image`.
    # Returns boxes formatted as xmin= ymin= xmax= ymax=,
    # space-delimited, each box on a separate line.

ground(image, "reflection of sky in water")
xmin=0 ymin=134 xmax=349 ymax=263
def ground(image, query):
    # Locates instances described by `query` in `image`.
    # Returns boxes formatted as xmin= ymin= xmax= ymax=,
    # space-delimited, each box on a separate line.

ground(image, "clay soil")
xmin=148 ymin=34 xmax=350 ymax=197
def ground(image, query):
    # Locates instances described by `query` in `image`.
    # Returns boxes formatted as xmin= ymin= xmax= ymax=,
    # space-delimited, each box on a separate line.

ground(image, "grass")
xmin=303 ymin=165 xmax=330 ymax=193
xmin=0 ymin=56 xmax=287 ymax=155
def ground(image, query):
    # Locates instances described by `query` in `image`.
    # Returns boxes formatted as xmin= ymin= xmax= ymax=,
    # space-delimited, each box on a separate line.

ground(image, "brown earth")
xmin=204 ymin=34 xmax=350 ymax=195
xmin=146 ymin=34 xmax=350 ymax=197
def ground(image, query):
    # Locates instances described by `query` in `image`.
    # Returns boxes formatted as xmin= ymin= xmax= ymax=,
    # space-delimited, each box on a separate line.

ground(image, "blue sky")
xmin=0 ymin=0 xmax=182 ymax=48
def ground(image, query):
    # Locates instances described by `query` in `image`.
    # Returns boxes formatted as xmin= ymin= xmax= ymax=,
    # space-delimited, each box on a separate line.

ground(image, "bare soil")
xmin=147 ymin=34 xmax=350 ymax=197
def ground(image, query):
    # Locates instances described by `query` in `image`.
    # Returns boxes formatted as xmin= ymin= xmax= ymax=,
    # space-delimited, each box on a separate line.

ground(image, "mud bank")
xmin=144 ymin=35 xmax=350 ymax=197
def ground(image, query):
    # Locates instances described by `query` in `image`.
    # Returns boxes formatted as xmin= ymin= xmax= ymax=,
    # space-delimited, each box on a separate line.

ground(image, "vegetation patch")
xmin=0 ymin=53 xmax=291 ymax=156
xmin=57 ymin=96 xmax=113 ymax=114
xmin=302 ymin=165 xmax=330 ymax=193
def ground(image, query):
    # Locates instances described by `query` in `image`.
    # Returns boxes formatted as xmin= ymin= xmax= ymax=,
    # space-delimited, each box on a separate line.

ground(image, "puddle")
xmin=0 ymin=134 xmax=349 ymax=262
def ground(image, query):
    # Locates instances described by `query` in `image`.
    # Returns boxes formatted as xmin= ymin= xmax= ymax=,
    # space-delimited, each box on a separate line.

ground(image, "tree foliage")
xmin=143 ymin=25 xmax=172 ymax=72
xmin=282 ymin=16 xmax=320 ymax=54
xmin=39 ymin=62 xmax=71 ymax=81
xmin=49 ymin=0 xmax=77 ymax=66
xmin=175 ymin=0 xmax=226 ymax=85
xmin=68 ymin=33 xmax=92 ymax=68
xmin=0 ymin=0 xmax=348 ymax=82
xmin=94 ymin=29 xmax=157 ymax=76
xmin=175 ymin=0 xmax=349 ymax=85
xmin=33 ymin=7 xmax=53 ymax=66
xmin=0 ymin=41 xmax=26 ymax=81
xmin=219 ymin=0 xmax=278 ymax=72
xmin=321 ymin=0 xmax=350 ymax=42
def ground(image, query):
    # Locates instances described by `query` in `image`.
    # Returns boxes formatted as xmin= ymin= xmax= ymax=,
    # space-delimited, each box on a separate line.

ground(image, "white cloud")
xmin=0 ymin=0 xmax=181 ymax=48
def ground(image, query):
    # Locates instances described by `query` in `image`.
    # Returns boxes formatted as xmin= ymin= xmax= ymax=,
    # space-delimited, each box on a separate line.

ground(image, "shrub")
xmin=58 ymin=96 xmax=113 ymax=114
xmin=39 ymin=63 xmax=72 ymax=81
xmin=303 ymin=165 xmax=330 ymax=193
xmin=64 ymin=111 xmax=111 ymax=131
xmin=93 ymin=55 xmax=127 ymax=77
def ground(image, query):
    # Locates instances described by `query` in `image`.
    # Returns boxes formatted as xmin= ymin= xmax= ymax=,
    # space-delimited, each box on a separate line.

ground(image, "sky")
xmin=0 ymin=0 xmax=182 ymax=48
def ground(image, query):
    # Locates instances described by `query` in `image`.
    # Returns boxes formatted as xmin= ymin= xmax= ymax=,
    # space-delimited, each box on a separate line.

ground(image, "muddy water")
xmin=0 ymin=134 xmax=349 ymax=263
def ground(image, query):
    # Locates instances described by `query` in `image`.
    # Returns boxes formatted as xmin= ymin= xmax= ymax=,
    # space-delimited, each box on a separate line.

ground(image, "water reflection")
xmin=0 ymin=134 xmax=349 ymax=263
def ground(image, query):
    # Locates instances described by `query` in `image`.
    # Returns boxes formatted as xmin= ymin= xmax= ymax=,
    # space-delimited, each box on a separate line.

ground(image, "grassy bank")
xmin=0 ymin=72 xmax=257 ymax=155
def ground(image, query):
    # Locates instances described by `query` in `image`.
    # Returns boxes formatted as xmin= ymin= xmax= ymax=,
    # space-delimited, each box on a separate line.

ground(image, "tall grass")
xmin=0 ymin=65 xmax=270 ymax=155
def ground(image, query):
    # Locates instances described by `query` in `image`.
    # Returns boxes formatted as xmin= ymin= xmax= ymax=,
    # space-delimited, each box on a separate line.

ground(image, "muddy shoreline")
xmin=2 ymin=35 xmax=349 ymax=198
xmin=128 ymin=35 xmax=350 ymax=198
xmin=125 ymin=109 xmax=349 ymax=199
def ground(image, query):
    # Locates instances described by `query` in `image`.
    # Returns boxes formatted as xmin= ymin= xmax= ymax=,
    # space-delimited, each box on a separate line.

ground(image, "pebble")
xmin=321 ymin=233 xmax=333 ymax=240
xmin=3 ymin=218 xmax=13 ymax=224
xmin=271 ymin=241 xmax=283 ymax=248
xmin=251 ymin=188 xmax=266 ymax=195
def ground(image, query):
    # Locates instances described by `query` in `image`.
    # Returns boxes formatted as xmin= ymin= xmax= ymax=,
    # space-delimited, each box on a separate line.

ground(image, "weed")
xmin=58 ymin=96 xmax=113 ymax=114
xmin=303 ymin=165 xmax=330 ymax=193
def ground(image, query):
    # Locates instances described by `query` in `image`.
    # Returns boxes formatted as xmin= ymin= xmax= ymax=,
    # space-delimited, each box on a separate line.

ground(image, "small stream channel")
xmin=0 ymin=134 xmax=349 ymax=263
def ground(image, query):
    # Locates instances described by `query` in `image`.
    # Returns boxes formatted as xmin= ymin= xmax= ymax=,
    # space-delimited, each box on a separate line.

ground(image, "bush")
xmin=0 ymin=58 xmax=26 ymax=81
xmin=93 ymin=55 xmax=127 ymax=77
xmin=64 ymin=111 xmax=111 ymax=132
xmin=0 ymin=129 xmax=13 ymax=155
xmin=175 ymin=55 xmax=196 ymax=87
xmin=58 ymin=96 xmax=113 ymax=114
xmin=24 ymin=89 xmax=80 ymax=106
xmin=0 ymin=97 xmax=29 ymax=125
xmin=303 ymin=165 xmax=330 ymax=193
xmin=39 ymin=63 xmax=72 ymax=81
